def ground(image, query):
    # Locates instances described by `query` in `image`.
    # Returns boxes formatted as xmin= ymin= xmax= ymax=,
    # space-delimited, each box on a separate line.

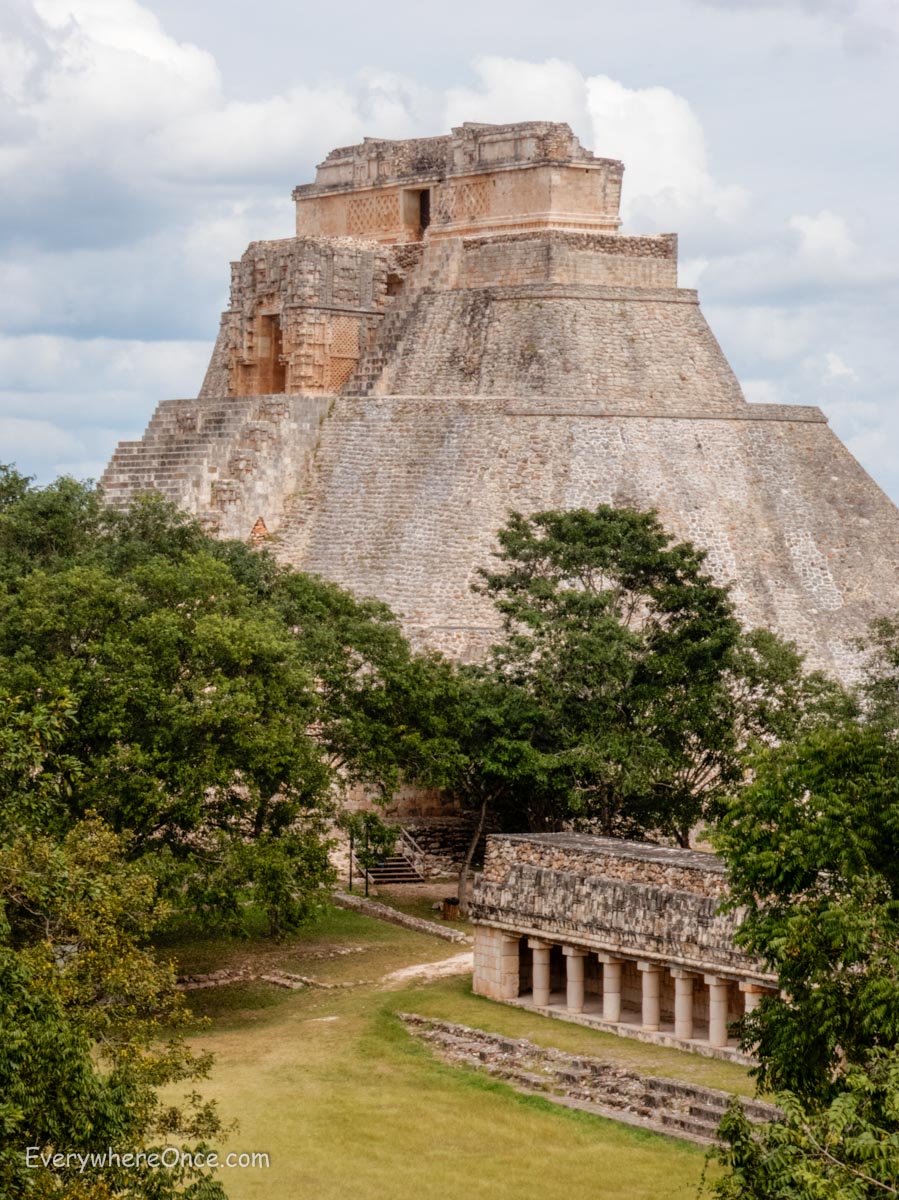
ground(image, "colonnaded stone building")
xmin=103 ymin=119 xmax=899 ymax=681
xmin=470 ymin=834 xmax=776 ymax=1061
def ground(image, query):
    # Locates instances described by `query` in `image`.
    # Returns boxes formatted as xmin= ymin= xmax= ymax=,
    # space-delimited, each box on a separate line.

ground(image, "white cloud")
xmin=444 ymin=57 xmax=746 ymax=231
xmin=708 ymin=305 xmax=816 ymax=364
xmin=585 ymin=76 xmax=747 ymax=228
xmin=741 ymin=379 xmax=782 ymax=405
xmin=0 ymin=333 xmax=210 ymax=405
xmin=693 ymin=0 xmax=899 ymax=47
xmin=790 ymin=210 xmax=856 ymax=267
xmin=445 ymin=57 xmax=593 ymax=137
xmin=0 ymin=332 xmax=212 ymax=481
xmin=0 ymin=0 xmax=896 ymax=507
xmin=0 ymin=415 xmax=81 ymax=458
xmin=823 ymin=350 xmax=858 ymax=383
xmin=679 ymin=257 xmax=711 ymax=288
xmin=695 ymin=208 xmax=893 ymax=305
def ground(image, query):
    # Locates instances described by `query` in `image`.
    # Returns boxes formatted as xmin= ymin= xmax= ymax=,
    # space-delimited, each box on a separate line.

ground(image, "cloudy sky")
xmin=1 ymin=0 xmax=897 ymax=497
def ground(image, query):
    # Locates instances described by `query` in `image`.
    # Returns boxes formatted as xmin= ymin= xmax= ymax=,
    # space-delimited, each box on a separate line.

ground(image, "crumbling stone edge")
xmin=398 ymin=1013 xmax=780 ymax=1146
xmin=332 ymin=890 xmax=472 ymax=944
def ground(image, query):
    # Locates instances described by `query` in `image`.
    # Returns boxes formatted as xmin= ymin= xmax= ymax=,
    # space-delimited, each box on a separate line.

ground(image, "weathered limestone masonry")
xmin=103 ymin=121 xmax=899 ymax=680
xmin=470 ymin=834 xmax=777 ymax=1062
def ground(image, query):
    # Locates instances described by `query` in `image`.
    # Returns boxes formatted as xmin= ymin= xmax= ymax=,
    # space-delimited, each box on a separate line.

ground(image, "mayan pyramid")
xmin=103 ymin=121 xmax=899 ymax=681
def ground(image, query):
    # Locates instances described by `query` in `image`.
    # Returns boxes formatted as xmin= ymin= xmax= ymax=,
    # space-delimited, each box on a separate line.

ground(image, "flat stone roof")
xmin=493 ymin=833 xmax=727 ymax=874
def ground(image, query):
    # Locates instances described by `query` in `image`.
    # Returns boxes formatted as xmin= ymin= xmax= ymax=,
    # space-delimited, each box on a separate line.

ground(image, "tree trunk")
xmin=458 ymin=797 xmax=488 ymax=917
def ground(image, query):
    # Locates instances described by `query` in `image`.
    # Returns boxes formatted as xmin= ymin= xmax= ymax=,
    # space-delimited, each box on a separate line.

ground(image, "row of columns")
xmin=528 ymin=938 xmax=771 ymax=1049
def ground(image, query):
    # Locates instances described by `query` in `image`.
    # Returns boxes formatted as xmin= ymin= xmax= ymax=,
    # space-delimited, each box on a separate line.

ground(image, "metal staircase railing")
xmin=397 ymin=827 xmax=427 ymax=876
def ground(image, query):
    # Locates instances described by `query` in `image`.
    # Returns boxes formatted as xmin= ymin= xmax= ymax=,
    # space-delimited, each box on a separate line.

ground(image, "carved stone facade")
xmin=293 ymin=122 xmax=623 ymax=242
xmin=103 ymin=121 xmax=899 ymax=682
xmin=471 ymin=834 xmax=777 ymax=1061
xmin=201 ymin=237 xmax=392 ymax=400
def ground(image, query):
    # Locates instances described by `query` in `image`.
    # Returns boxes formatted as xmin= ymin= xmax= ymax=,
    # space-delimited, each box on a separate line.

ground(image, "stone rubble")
xmin=399 ymin=1013 xmax=780 ymax=1145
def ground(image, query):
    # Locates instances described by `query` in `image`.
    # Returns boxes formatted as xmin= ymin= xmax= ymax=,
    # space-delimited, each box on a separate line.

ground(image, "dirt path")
xmin=381 ymin=951 xmax=474 ymax=987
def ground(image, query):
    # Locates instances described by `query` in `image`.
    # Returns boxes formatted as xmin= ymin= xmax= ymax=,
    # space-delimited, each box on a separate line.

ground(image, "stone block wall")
xmin=470 ymin=834 xmax=771 ymax=983
xmin=105 ymin=124 xmax=899 ymax=687
xmin=473 ymin=925 xmax=522 ymax=1001
xmin=456 ymin=232 xmax=678 ymax=290
xmin=277 ymin=390 xmax=888 ymax=680
xmin=481 ymin=833 xmax=728 ymax=898
xmin=102 ymin=394 xmax=331 ymax=541
xmin=362 ymin=287 xmax=743 ymax=407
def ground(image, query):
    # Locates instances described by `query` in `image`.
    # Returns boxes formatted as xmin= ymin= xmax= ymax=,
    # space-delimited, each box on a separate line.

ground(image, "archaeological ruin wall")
xmin=471 ymin=834 xmax=777 ymax=1059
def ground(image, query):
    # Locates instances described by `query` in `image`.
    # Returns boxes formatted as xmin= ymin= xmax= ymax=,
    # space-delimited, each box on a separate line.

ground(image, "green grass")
xmin=166 ymin=907 xmax=744 ymax=1200
xmin=182 ymin=989 xmax=715 ymax=1200
xmin=162 ymin=906 xmax=747 ymax=1198
xmin=158 ymin=903 xmax=454 ymax=981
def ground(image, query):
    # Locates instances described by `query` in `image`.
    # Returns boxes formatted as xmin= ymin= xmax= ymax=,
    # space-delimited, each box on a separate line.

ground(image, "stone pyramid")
xmin=103 ymin=121 xmax=899 ymax=681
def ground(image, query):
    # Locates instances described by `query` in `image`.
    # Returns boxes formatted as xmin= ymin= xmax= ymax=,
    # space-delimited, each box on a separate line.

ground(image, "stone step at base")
xmin=659 ymin=1111 xmax=721 ymax=1139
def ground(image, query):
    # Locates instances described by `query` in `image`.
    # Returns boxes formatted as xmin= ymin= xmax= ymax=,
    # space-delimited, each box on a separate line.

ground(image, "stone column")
xmin=637 ymin=962 xmax=663 ymax=1032
xmin=739 ymin=982 xmax=767 ymax=1015
xmin=529 ymin=939 xmax=552 ymax=1007
xmin=598 ymin=954 xmax=622 ymax=1022
xmin=500 ymin=936 xmax=521 ymax=1000
xmin=563 ymin=946 xmax=588 ymax=1013
xmin=670 ymin=969 xmax=696 ymax=1040
xmin=705 ymin=975 xmax=730 ymax=1047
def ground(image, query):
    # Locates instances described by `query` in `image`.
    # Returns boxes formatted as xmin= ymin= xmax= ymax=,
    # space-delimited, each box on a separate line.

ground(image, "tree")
xmin=708 ymin=674 xmax=899 ymax=1198
xmin=708 ymin=1054 xmax=899 ymax=1199
xmin=0 ymin=478 xmax=464 ymax=935
xmin=713 ymin=724 xmax=899 ymax=1101
xmin=0 ymin=817 xmax=227 ymax=1200
xmin=474 ymin=505 xmax=827 ymax=845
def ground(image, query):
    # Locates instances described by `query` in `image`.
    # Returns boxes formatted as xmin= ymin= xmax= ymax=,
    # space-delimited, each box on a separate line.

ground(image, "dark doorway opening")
xmin=419 ymin=188 xmax=431 ymax=234
xmin=259 ymin=314 xmax=286 ymax=394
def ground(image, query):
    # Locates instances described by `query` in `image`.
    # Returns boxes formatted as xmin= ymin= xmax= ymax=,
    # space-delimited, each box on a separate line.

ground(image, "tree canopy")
xmin=707 ymin=624 xmax=899 ymax=1197
xmin=0 ymin=466 xmax=462 ymax=935
xmin=471 ymin=505 xmax=842 ymax=845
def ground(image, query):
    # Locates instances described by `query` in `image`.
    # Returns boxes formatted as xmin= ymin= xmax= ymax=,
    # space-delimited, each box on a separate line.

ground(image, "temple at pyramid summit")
xmin=103 ymin=121 xmax=899 ymax=682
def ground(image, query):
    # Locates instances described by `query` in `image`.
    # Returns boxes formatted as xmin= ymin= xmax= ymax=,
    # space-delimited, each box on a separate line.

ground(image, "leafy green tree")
xmin=0 ymin=554 xmax=333 ymax=914
xmin=0 ymin=476 xmax=466 ymax=934
xmin=709 ymin=692 xmax=899 ymax=1198
xmin=858 ymin=616 xmax=899 ymax=730
xmin=474 ymin=505 xmax=838 ymax=845
xmin=0 ymin=678 xmax=225 ymax=1198
xmin=0 ymin=819 xmax=227 ymax=1200
xmin=0 ymin=465 xmax=103 ymax=582
xmin=708 ymin=1053 xmax=899 ymax=1199
xmin=714 ymin=724 xmax=899 ymax=1101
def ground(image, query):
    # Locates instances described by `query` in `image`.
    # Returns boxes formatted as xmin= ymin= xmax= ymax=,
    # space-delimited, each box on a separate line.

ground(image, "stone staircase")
xmin=345 ymin=239 xmax=460 ymax=397
xmin=103 ymin=397 xmax=248 ymax=503
xmin=101 ymin=394 xmax=331 ymax=539
xmin=400 ymin=817 xmax=498 ymax=877
xmin=363 ymin=853 xmax=426 ymax=886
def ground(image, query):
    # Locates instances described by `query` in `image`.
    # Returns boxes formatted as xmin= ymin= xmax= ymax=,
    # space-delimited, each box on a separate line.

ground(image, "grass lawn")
xmin=165 ymin=906 xmax=744 ymax=1199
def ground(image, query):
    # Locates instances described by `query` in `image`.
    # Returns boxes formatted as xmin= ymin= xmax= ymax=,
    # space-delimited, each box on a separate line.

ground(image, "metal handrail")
xmin=398 ymin=827 xmax=426 ymax=862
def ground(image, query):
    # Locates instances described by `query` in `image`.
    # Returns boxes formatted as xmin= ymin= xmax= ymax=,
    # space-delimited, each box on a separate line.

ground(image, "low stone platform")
xmin=399 ymin=1013 xmax=779 ymax=1145
xmin=332 ymin=890 xmax=471 ymax=944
